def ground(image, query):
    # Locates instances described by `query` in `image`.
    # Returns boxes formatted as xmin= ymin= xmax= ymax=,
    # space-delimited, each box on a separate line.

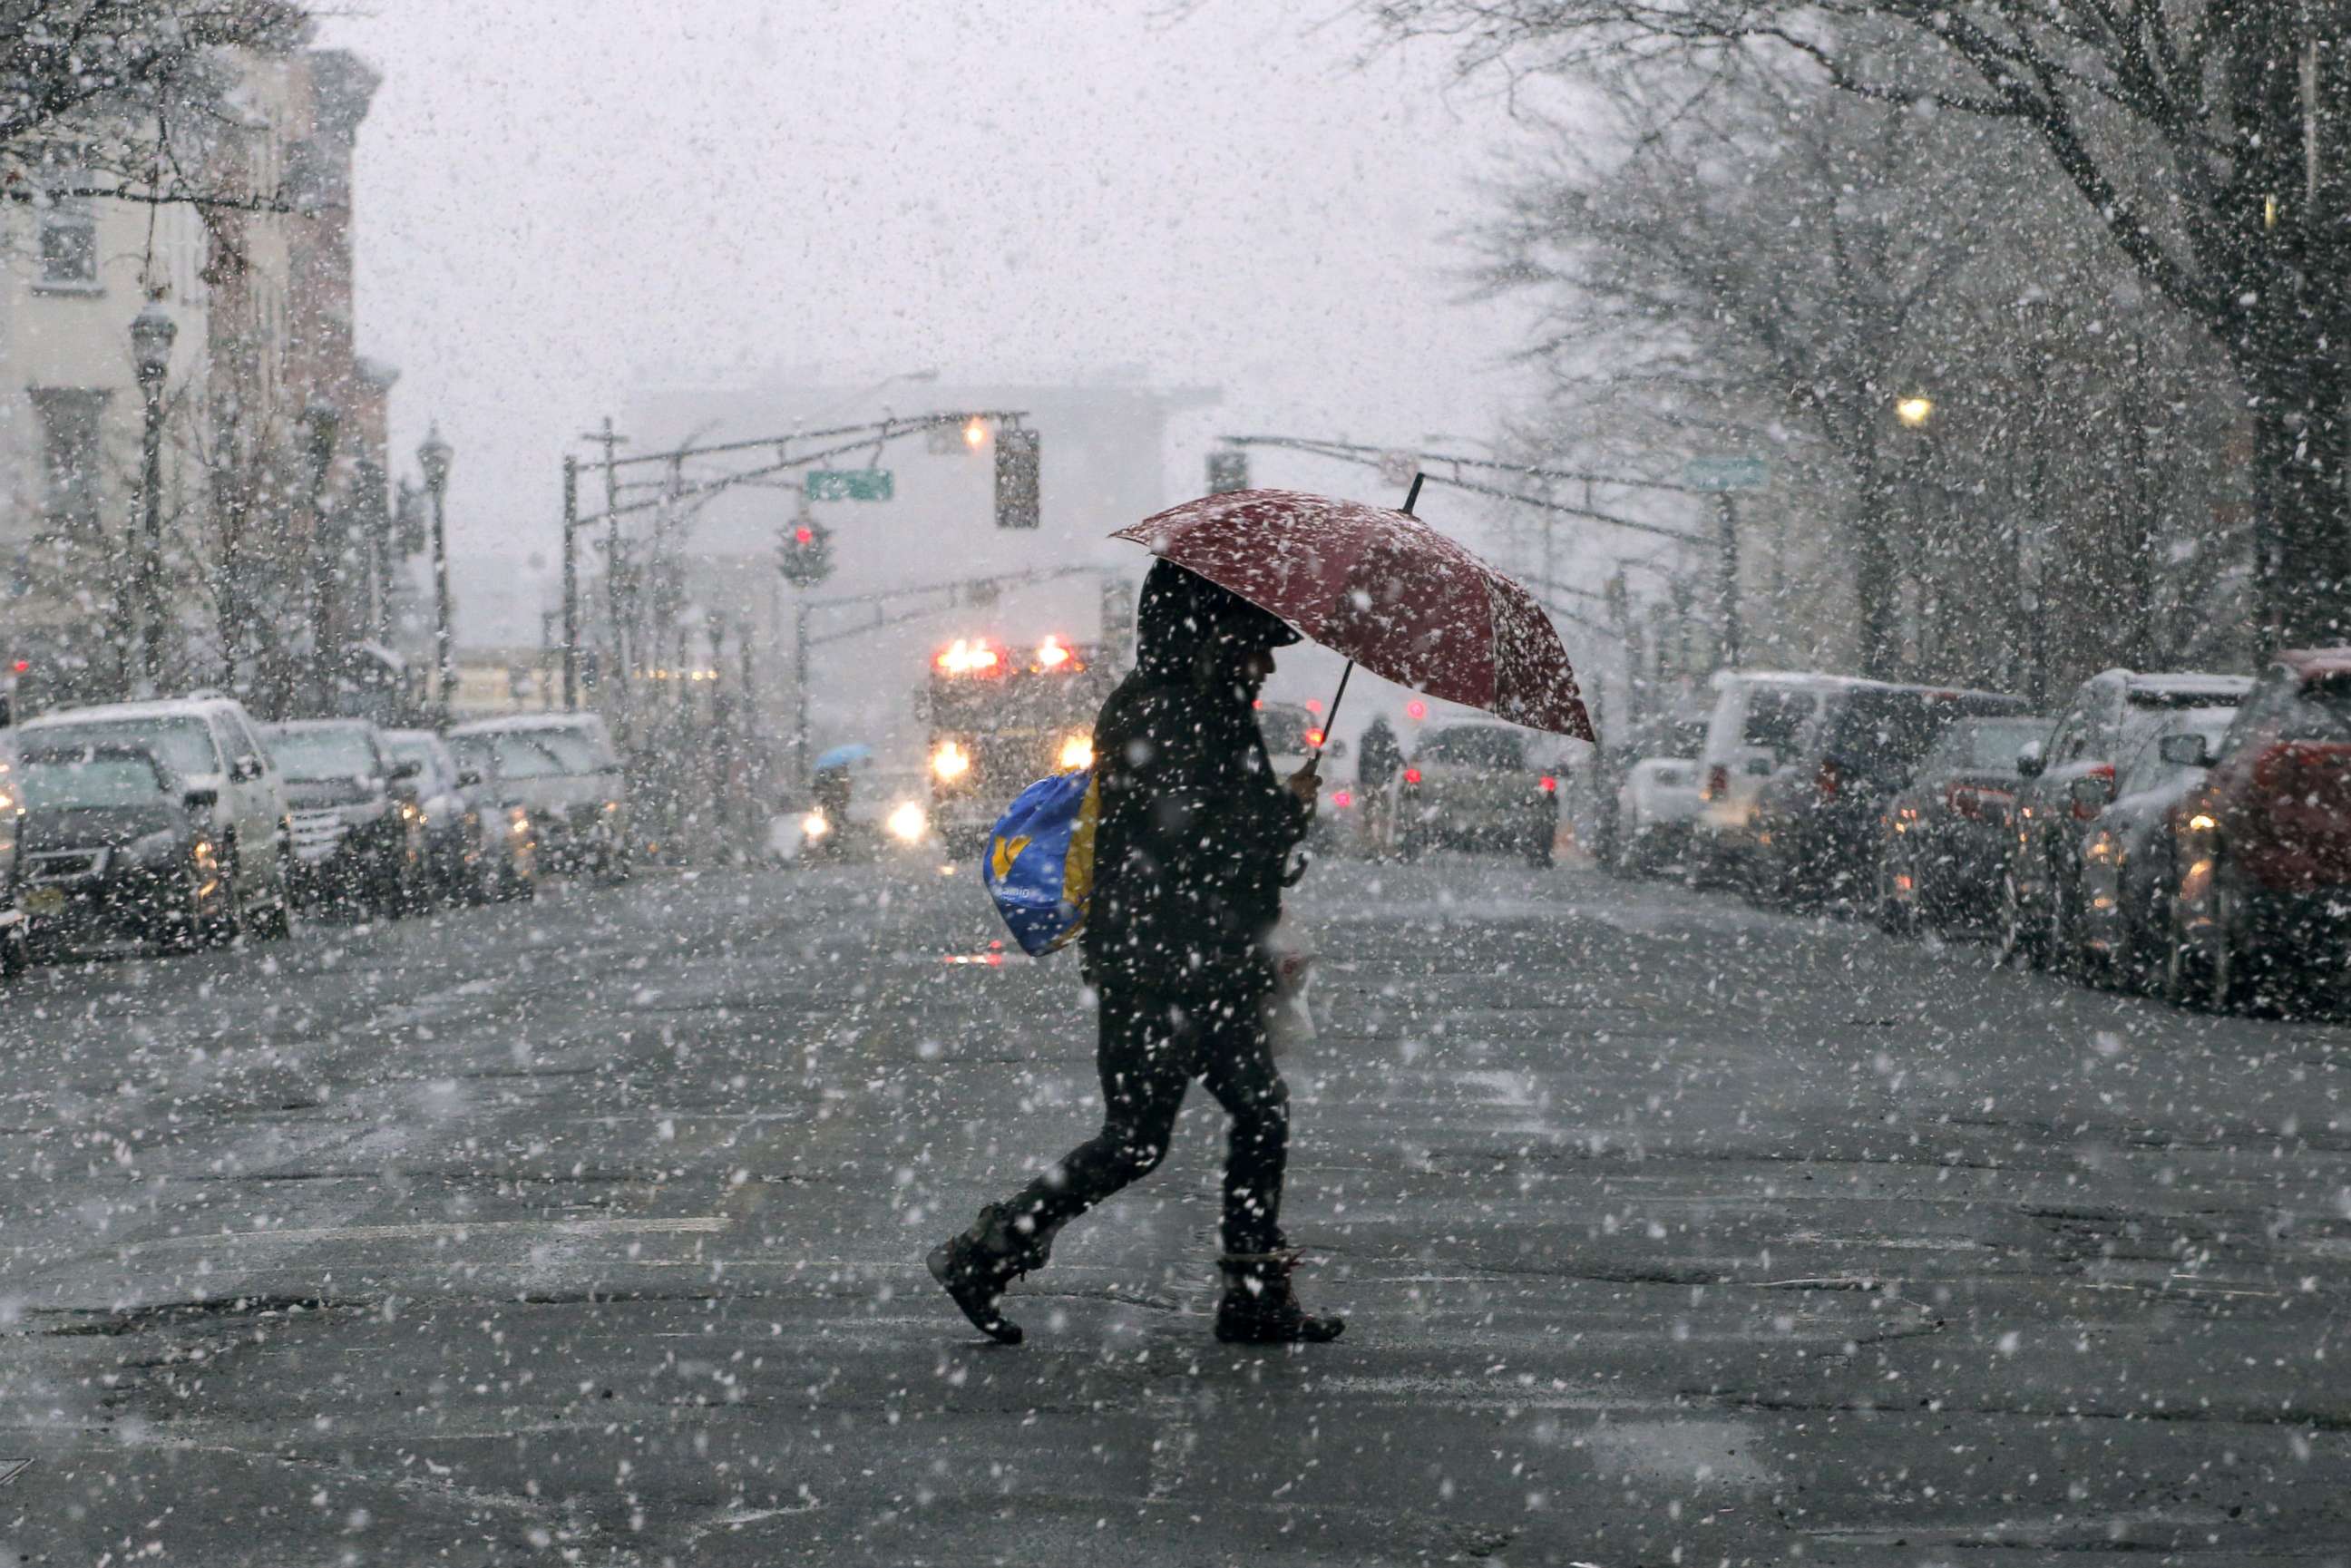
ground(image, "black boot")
xmin=928 ymin=1203 xmax=1049 ymax=1345
xmin=1215 ymin=1249 xmax=1344 ymax=1344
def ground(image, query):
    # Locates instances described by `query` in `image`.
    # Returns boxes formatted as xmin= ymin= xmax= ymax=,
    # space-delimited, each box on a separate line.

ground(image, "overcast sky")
xmin=325 ymin=0 xmax=1546 ymax=630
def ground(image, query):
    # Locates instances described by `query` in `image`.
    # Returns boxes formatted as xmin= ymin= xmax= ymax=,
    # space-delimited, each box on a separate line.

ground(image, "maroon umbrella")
xmin=1112 ymin=485 xmax=1595 ymax=743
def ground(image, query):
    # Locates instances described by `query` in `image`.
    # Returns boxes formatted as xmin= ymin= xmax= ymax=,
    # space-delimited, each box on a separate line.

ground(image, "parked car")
xmin=1876 ymin=714 xmax=2052 ymax=934
xmin=381 ymin=728 xmax=535 ymax=902
xmin=263 ymin=720 xmax=425 ymax=917
xmin=2072 ymin=706 xmax=2241 ymax=989
xmin=1690 ymin=672 xmax=1862 ymax=887
xmin=1606 ymin=713 xmax=1709 ymax=876
xmin=2164 ymin=649 xmax=2351 ymax=1012
xmin=10 ymin=742 xmax=232 ymax=955
xmin=2001 ymin=669 xmax=2253 ymax=968
xmin=447 ymin=715 xmax=629 ymax=880
xmin=1749 ymin=682 xmax=2029 ymax=908
xmin=15 ymin=696 xmax=291 ymax=939
xmin=1397 ymin=722 xmax=1559 ymax=865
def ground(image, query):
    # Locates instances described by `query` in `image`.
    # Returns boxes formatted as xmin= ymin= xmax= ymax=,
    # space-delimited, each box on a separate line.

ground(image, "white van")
xmin=17 ymin=696 xmax=293 ymax=936
xmin=1689 ymin=672 xmax=1865 ymax=886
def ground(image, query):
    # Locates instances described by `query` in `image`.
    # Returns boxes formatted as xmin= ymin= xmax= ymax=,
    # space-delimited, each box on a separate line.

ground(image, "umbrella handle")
xmin=1307 ymin=661 xmax=1354 ymax=767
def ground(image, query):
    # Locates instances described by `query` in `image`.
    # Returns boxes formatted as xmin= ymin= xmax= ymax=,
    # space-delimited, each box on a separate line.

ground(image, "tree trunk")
xmin=1854 ymin=467 xmax=1902 ymax=679
xmin=2247 ymin=346 xmax=2351 ymax=647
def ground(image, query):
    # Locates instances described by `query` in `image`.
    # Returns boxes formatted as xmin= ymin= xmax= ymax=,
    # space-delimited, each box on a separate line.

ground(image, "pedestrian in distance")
xmin=1356 ymin=714 xmax=1402 ymax=855
xmin=930 ymin=560 xmax=1345 ymax=1347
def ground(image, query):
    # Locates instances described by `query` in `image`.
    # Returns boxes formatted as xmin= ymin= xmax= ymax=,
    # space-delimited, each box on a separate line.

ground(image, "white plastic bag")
xmin=1262 ymin=921 xmax=1317 ymax=1057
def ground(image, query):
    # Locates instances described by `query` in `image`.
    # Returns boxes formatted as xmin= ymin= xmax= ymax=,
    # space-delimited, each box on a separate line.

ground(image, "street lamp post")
xmin=300 ymin=396 xmax=342 ymax=714
xmin=418 ymin=424 xmax=454 ymax=725
xmin=130 ymin=303 xmax=177 ymax=696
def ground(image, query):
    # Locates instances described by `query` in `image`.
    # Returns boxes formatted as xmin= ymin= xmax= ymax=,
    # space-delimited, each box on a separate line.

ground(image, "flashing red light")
xmin=8 ymin=660 xmax=24 ymax=674
xmin=1405 ymin=699 xmax=1428 ymax=721
xmin=794 ymin=525 xmax=815 ymax=546
xmin=935 ymin=639 xmax=1002 ymax=674
xmin=1304 ymin=699 xmax=1322 ymax=715
xmin=1331 ymin=789 xmax=1352 ymax=809
xmin=1539 ymin=774 xmax=1558 ymax=793
xmin=1304 ymin=727 xmax=1325 ymax=748
xmin=1253 ymin=697 xmax=1263 ymax=710
xmin=1403 ymin=766 xmax=1422 ymax=785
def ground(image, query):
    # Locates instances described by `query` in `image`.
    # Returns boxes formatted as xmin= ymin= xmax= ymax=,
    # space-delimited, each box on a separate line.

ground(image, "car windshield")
xmin=15 ymin=755 xmax=171 ymax=809
xmin=268 ymin=727 xmax=378 ymax=781
xmin=1257 ymin=706 xmax=1314 ymax=754
xmin=1419 ymin=726 xmax=1524 ymax=770
xmin=2286 ymin=675 xmax=2351 ymax=741
xmin=465 ymin=728 xmax=615 ymax=778
xmin=1741 ymin=689 xmax=1817 ymax=757
xmin=1925 ymin=717 xmax=2049 ymax=773
xmin=25 ymin=717 xmax=219 ymax=779
xmin=2120 ymin=693 xmax=2241 ymax=755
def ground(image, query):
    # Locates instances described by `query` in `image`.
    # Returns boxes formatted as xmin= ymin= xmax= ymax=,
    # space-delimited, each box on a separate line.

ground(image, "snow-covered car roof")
xmin=19 ymin=696 xmax=250 ymax=728
xmin=2118 ymin=671 xmax=2254 ymax=701
xmin=2279 ymin=648 xmax=2351 ymax=679
xmin=448 ymin=713 xmax=611 ymax=736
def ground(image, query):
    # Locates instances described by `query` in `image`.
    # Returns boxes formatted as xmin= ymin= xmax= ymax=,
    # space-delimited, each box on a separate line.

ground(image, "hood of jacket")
xmin=1131 ymin=559 xmax=1299 ymax=688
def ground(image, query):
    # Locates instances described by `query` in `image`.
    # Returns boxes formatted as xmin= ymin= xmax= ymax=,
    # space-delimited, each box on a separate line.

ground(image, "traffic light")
xmin=779 ymin=517 xmax=834 ymax=588
xmin=1206 ymin=448 xmax=1248 ymax=494
xmin=995 ymin=427 xmax=1040 ymax=529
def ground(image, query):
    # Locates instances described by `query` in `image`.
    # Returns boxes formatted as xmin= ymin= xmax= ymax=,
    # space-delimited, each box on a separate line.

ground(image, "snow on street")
xmin=3 ymin=860 xmax=2346 ymax=1564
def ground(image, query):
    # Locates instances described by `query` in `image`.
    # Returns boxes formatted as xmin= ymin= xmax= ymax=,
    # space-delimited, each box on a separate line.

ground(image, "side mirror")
xmin=456 ymin=768 xmax=484 ymax=788
xmin=2068 ymin=775 xmax=2113 ymax=810
xmin=183 ymin=787 xmax=218 ymax=812
xmin=390 ymin=758 xmax=423 ymax=781
xmin=2015 ymin=744 xmax=2045 ymax=779
xmin=230 ymin=755 xmax=264 ymax=782
xmin=2158 ymin=733 xmax=2214 ymax=768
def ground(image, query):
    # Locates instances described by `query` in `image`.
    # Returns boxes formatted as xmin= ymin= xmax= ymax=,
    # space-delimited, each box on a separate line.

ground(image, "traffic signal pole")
xmin=561 ymin=457 xmax=580 ymax=710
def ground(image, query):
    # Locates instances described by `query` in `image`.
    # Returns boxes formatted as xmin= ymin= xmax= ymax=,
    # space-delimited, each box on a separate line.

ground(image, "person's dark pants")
xmin=1002 ymin=981 xmax=1289 ymax=1259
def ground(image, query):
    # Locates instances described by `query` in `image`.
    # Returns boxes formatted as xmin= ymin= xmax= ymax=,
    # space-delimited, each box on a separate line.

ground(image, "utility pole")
xmin=793 ymin=596 xmax=810 ymax=795
xmin=583 ymin=417 xmax=629 ymax=735
xmin=1716 ymin=493 xmax=1741 ymax=669
xmin=561 ymin=455 xmax=580 ymax=710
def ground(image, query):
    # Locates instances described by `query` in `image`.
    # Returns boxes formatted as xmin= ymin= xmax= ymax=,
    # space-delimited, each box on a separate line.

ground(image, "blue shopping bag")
xmin=981 ymin=768 xmax=1100 ymax=957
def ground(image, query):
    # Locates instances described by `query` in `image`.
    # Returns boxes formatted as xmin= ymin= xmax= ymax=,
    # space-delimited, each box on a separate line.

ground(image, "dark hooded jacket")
xmin=1081 ymin=561 xmax=1307 ymax=998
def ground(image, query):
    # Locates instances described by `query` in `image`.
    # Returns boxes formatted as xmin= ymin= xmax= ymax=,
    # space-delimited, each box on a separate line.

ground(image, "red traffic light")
xmin=794 ymin=525 xmax=815 ymax=546
xmin=1402 ymin=766 xmax=1421 ymax=785
xmin=1405 ymin=699 xmax=1427 ymax=721
xmin=1539 ymin=774 xmax=1558 ymax=793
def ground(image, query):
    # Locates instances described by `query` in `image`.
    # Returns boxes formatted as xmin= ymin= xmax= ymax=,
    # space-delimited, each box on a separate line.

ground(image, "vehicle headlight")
xmin=886 ymin=800 xmax=928 ymax=843
xmin=932 ymin=741 xmax=971 ymax=782
xmin=2187 ymin=812 xmax=2217 ymax=833
xmin=509 ymin=810 xmax=531 ymax=837
xmin=802 ymin=809 xmax=831 ymax=841
xmin=129 ymin=829 xmax=180 ymax=866
xmin=1056 ymin=735 xmax=1094 ymax=772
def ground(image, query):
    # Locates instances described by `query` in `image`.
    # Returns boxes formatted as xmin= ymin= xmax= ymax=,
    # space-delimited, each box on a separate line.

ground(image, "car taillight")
xmin=1402 ymin=767 xmax=1422 ymax=786
xmin=2072 ymin=763 xmax=2116 ymax=821
xmin=1703 ymin=765 xmax=1728 ymax=802
xmin=1816 ymin=758 xmax=1842 ymax=801
xmin=1538 ymin=775 xmax=1557 ymax=794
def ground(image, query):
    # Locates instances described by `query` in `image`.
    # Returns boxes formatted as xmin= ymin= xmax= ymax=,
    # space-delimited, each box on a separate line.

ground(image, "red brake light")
xmin=1539 ymin=774 xmax=1558 ymax=793
xmin=1331 ymin=789 xmax=1352 ymax=809
xmin=1403 ymin=766 xmax=1422 ymax=785
xmin=1703 ymin=765 xmax=1728 ymax=802
xmin=1304 ymin=728 xmax=1325 ymax=749
xmin=1816 ymin=758 xmax=1842 ymax=801
xmin=794 ymin=525 xmax=815 ymax=546
xmin=9 ymin=660 xmax=24 ymax=674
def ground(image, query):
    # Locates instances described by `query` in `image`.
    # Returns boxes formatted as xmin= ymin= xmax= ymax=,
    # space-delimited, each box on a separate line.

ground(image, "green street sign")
xmin=805 ymin=468 xmax=894 ymax=502
xmin=1683 ymin=456 xmax=1768 ymax=492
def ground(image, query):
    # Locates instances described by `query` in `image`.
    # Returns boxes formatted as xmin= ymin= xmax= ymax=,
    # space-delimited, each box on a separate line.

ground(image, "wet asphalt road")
xmin=1 ymin=856 xmax=2347 ymax=1566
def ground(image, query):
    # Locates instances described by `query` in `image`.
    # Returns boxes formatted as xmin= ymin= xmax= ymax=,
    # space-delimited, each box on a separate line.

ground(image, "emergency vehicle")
xmin=924 ymin=634 xmax=1115 ymax=854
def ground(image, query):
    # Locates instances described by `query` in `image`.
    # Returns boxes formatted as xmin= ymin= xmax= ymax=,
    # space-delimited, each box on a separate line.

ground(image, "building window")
xmin=30 ymin=388 xmax=110 ymax=531
xmin=34 ymin=154 xmax=98 ymax=287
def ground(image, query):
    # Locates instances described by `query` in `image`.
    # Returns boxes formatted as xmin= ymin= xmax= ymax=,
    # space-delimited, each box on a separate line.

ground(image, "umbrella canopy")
xmin=1113 ymin=488 xmax=1595 ymax=742
xmin=813 ymin=742 xmax=874 ymax=772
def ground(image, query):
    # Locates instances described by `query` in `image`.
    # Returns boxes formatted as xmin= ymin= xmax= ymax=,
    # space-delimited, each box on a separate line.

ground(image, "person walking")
xmin=1356 ymin=715 xmax=1402 ymax=854
xmin=929 ymin=560 xmax=1345 ymax=1346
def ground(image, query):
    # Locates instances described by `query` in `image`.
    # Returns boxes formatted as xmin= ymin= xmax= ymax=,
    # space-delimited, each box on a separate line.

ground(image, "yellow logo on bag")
xmin=990 ymin=833 xmax=1032 ymax=882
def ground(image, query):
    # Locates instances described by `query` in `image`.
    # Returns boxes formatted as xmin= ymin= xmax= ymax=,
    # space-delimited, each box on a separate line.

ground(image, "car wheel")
xmin=200 ymin=868 xmax=243 ymax=948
